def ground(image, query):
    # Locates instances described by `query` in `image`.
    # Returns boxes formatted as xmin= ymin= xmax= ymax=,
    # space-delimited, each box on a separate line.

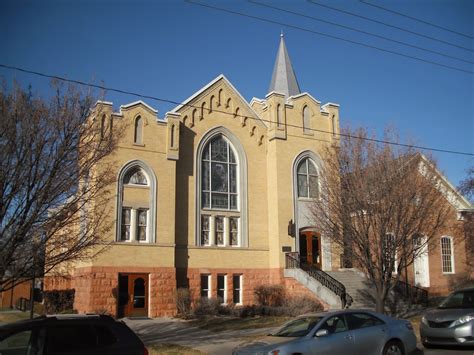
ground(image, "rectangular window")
xmin=233 ymin=275 xmax=242 ymax=305
xmin=216 ymin=216 xmax=224 ymax=246
xmin=217 ymin=275 xmax=227 ymax=303
xmin=201 ymin=215 xmax=210 ymax=246
xmin=137 ymin=209 xmax=147 ymax=241
xmin=441 ymin=237 xmax=454 ymax=273
xmin=229 ymin=217 xmax=239 ymax=246
xmin=121 ymin=208 xmax=131 ymax=241
xmin=200 ymin=275 xmax=211 ymax=298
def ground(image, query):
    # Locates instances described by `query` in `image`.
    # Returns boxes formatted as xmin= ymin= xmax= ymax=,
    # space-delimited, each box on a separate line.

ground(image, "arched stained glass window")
xmin=201 ymin=135 xmax=238 ymax=210
xmin=123 ymin=167 xmax=148 ymax=185
xmin=198 ymin=131 xmax=245 ymax=248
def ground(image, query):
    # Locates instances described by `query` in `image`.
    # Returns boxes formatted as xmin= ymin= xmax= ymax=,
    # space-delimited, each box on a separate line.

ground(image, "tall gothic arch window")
xmin=303 ymin=106 xmax=311 ymax=134
xmin=197 ymin=128 xmax=248 ymax=248
xmin=134 ymin=116 xmax=143 ymax=144
xmin=297 ymin=157 xmax=319 ymax=199
xmin=116 ymin=161 xmax=156 ymax=243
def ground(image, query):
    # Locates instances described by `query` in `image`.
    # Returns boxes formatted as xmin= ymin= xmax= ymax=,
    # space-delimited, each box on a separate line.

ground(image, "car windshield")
xmin=438 ymin=290 xmax=474 ymax=309
xmin=272 ymin=316 xmax=323 ymax=337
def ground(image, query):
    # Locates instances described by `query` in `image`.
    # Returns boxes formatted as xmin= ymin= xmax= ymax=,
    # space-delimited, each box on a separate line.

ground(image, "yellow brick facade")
xmin=43 ymin=38 xmax=472 ymax=317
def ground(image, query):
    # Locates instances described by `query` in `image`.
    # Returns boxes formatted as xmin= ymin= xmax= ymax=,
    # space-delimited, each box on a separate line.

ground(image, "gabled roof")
xmin=120 ymin=100 xmax=158 ymax=114
xmin=168 ymin=74 xmax=264 ymax=127
xmin=268 ymin=33 xmax=301 ymax=98
xmin=416 ymin=154 xmax=472 ymax=211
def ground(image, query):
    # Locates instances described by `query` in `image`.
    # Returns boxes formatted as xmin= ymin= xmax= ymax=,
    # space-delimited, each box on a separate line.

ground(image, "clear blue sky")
xmin=1 ymin=0 xmax=472 ymax=189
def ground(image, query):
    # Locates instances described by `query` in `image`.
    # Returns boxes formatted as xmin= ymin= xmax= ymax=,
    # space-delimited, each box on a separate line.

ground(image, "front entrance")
xmin=118 ymin=273 xmax=148 ymax=317
xmin=299 ymin=231 xmax=322 ymax=269
xmin=413 ymin=236 xmax=430 ymax=287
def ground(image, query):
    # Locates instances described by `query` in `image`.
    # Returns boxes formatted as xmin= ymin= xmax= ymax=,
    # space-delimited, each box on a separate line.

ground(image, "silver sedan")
xmin=233 ymin=309 xmax=417 ymax=355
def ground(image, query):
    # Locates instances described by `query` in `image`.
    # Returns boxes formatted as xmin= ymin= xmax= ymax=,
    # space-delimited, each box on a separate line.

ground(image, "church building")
xmin=44 ymin=35 xmax=472 ymax=317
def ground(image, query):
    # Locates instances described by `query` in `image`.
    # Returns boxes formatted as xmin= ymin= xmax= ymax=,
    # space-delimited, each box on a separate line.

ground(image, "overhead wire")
xmin=249 ymin=0 xmax=473 ymax=65
xmin=307 ymin=0 xmax=474 ymax=53
xmin=359 ymin=0 xmax=474 ymax=40
xmin=184 ymin=0 xmax=473 ymax=75
xmin=1 ymin=63 xmax=472 ymax=157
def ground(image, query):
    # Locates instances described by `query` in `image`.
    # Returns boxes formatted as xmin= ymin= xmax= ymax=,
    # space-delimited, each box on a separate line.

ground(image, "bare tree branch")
xmin=0 ymin=81 xmax=121 ymax=291
xmin=310 ymin=127 xmax=451 ymax=312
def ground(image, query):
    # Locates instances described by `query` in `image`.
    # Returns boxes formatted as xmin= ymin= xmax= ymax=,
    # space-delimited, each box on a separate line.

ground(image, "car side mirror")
xmin=315 ymin=329 xmax=329 ymax=337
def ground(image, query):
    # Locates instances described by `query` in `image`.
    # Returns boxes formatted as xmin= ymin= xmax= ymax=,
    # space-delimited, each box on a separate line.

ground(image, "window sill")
xmin=198 ymin=245 xmax=242 ymax=249
xmin=133 ymin=143 xmax=145 ymax=147
xmin=114 ymin=241 xmax=175 ymax=247
xmin=297 ymin=197 xmax=319 ymax=202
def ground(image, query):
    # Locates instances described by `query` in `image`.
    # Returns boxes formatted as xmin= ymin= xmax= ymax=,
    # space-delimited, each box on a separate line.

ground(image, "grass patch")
xmin=189 ymin=315 xmax=289 ymax=332
xmin=0 ymin=311 xmax=30 ymax=324
xmin=147 ymin=343 xmax=206 ymax=355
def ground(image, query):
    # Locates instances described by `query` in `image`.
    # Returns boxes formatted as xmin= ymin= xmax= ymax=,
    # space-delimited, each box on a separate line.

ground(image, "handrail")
xmin=394 ymin=279 xmax=428 ymax=305
xmin=285 ymin=252 xmax=353 ymax=309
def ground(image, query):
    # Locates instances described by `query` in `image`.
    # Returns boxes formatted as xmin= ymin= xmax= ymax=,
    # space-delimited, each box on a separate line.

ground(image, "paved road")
xmin=124 ymin=317 xmax=274 ymax=355
xmin=125 ymin=317 xmax=474 ymax=355
xmin=417 ymin=347 xmax=474 ymax=355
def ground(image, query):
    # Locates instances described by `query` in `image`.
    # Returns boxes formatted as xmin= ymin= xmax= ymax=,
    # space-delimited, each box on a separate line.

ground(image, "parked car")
xmin=420 ymin=286 xmax=474 ymax=348
xmin=0 ymin=314 xmax=148 ymax=355
xmin=233 ymin=309 xmax=417 ymax=355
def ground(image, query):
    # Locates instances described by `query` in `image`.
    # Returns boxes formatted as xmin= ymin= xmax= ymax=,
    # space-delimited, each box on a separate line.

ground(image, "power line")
xmin=359 ymin=0 xmax=474 ymax=40
xmin=249 ymin=0 xmax=473 ymax=65
xmin=185 ymin=0 xmax=473 ymax=75
xmin=0 ymin=63 xmax=472 ymax=157
xmin=184 ymin=0 xmax=474 ymax=74
xmin=307 ymin=0 xmax=474 ymax=53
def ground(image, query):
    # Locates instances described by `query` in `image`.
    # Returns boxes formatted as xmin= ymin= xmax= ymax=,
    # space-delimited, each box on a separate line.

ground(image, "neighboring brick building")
xmin=44 ymin=35 xmax=472 ymax=317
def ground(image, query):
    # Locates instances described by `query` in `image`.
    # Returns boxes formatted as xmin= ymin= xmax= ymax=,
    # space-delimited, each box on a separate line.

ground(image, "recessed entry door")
xmin=118 ymin=273 xmax=148 ymax=317
xmin=299 ymin=231 xmax=322 ymax=269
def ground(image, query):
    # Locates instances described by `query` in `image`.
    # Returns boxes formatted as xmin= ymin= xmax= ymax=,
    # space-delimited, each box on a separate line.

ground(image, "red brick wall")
xmin=46 ymin=266 xmax=330 ymax=317
xmin=186 ymin=267 xmax=326 ymax=307
xmin=0 ymin=280 xmax=32 ymax=308
xmin=45 ymin=266 xmax=176 ymax=317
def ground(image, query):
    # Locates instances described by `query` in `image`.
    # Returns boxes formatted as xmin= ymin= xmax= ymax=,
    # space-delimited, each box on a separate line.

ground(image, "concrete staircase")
xmin=325 ymin=269 xmax=376 ymax=309
xmin=284 ymin=254 xmax=426 ymax=316
xmin=326 ymin=269 xmax=426 ymax=316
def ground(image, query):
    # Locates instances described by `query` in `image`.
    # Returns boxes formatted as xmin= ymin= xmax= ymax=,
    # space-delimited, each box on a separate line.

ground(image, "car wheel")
xmin=382 ymin=340 xmax=404 ymax=355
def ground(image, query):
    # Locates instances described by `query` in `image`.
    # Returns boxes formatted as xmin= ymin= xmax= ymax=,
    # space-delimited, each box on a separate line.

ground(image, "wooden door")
xmin=299 ymin=231 xmax=322 ymax=269
xmin=120 ymin=273 xmax=148 ymax=317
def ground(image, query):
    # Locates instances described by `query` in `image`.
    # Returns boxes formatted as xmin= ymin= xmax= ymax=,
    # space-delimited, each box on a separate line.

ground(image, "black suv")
xmin=0 ymin=314 xmax=148 ymax=355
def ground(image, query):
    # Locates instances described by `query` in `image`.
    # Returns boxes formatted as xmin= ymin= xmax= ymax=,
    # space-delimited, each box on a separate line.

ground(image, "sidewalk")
xmin=124 ymin=317 xmax=275 ymax=355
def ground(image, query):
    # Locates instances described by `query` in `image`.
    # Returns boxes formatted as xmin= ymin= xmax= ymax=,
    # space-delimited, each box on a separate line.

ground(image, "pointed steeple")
xmin=268 ymin=33 xmax=301 ymax=97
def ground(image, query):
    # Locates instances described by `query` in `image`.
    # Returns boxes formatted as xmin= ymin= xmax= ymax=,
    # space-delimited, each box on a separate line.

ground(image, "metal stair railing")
xmin=393 ymin=279 xmax=429 ymax=305
xmin=285 ymin=252 xmax=353 ymax=309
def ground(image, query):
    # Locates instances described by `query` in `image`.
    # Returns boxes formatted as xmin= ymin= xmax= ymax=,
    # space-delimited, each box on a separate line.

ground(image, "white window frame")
xmin=296 ymin=158 xmax=319 ymax=200
xmin=217 ymin=274 xmax=227 ymax=304
xmin=232 ymin=274 xmax=243 ymax=305
xmin=116 ymin=160 xmax=157 ymax=243
xmin=121 ymin=207 xmax=132 ymax=241
xmin=200 ymin=274 xmax=211 ymax=299
xmin=440 ymin=236 xmax=455 ymax=274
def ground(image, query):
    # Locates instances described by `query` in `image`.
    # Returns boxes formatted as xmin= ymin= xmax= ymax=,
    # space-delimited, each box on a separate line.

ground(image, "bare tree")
xmin=311 ymin=127 xmax=451 ymax=313
xmin=458 ymin=166 xmax=474 ymax=202
xmin=0 ymin=82 xmax=120 ymax=292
